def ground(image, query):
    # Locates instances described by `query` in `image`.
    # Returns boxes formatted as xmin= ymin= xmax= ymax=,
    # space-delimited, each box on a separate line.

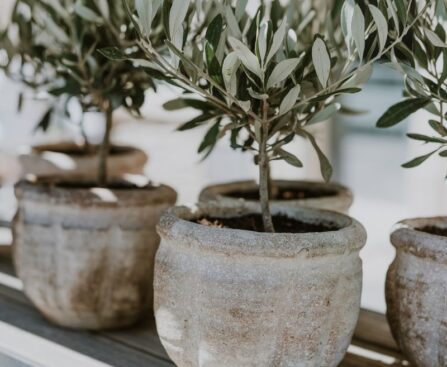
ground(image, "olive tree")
xmin=377 ymin=0 xmax=447 ymax=172
xmin=105 ymin=0 xmax=429 ymax=231
xmin=0 ymin=0 xmax=162 ymax=185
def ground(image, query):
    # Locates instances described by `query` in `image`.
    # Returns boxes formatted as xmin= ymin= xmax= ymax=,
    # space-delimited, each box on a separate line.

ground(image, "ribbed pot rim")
xmin=157 ymin=202 xmax=366 ymax=258
xmin=15 ymin=176 xmax=177 ymax=207
xmin=199 ymin=180 xmax=353 ymax=204
xmin=391 ymin=217 xmax=447 ymax=260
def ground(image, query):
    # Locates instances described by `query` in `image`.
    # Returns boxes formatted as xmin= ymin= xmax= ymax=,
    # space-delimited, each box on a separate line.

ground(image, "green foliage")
xmin=0 ymin=0 xmax=161 ymax=123
xmin=376 ymin=0 xmax=447 ymax=171
xmin=115 ymin=0 xmax=425 ymax=182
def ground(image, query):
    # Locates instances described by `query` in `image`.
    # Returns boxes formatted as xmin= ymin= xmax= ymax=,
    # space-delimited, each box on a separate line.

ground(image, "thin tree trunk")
xmin=259 ymin=101 xmax=275 ymax=233
xmin=80 ymin=112 xmax=92 ymax=154
xmin=98 ymin=102 xmax=113 ymax=187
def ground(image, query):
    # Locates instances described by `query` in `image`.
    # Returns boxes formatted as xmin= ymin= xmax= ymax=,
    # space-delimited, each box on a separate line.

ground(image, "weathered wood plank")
xmin=0 ymin=290 xmax=173 ymax=367
xmin=353 ymin=309 xmax=402 ymax=358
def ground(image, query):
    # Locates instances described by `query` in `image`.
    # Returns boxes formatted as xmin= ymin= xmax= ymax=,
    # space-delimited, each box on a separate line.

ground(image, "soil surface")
xmin=35 ymin=145 xmax=133 ymax=157
xmin=225 ymin=187 xmax=337 ymax=201
xmin=417 ymin=226 xmax=447 ymax=238
xmin=196 ymin=214 xmax=339 ymax=233
xmin=47 ymin=181 xmax=155 ymax=190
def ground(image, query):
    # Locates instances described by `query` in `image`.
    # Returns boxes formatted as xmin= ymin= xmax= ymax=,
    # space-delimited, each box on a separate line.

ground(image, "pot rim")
xmin=15 ymin=175 xmax=177 ymax=207
xmin=199 ymin=179 xmax=353 ymax=203
xmin=157 ymin=203 xmax=366 ymax=258
xmin=391 ymin=217 xmax=447 ymax=258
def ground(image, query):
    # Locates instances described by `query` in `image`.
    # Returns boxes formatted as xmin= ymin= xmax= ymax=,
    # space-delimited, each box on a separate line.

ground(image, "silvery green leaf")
xmin=248 ymin=88 xmax=269 ymax=100
xmin=42 ymin=0 xmax=70 ymax=21
xmin=222 ymin=51 xmax=240 ymax=96
xmin=97 ymin=0 xmax=110 ymax=19
xmin=279 ymin=85 xmax=301 ymax=115
xmin=239 ymin=100 xmax=251 ymax=112
xmin=266 ymin=58 xmax=300 ymax=89
xmin=286 ymin=30 xmax=297 ymax=51
xmin=342 ymin=64 xmax=373 ymax=88
xmin=170 ymin=26 xmax=184 ymax=68
xmin=258 ymin=22 xmax=268 ymax=64
xmin=228 ymin=37 xmax=261 ymax=76
xmin=341 ymin=0 xmax=355 ymax=54
xmin=135 ymin=0 xmax=152 ymax=37
xmin=169 ymin=0 xmax=190 ymax=39
xmin=74 ymin=2 xmax=102 ymax=23
xmin=235 ymin=0 xmax=248 ymax=21
xmin=312 ymin=38 xmax=331 ymax=88
xmin=225 ymin=6 xmax=242 ymax=39
xmin=368 ymin=5 xmax=388 ymax=53
xmin=34 ymin=7 xmax=70 ymax=44
xmin=425 ymin=28 xmax=447 ymax=48
xmin=297 ymin=10 xmax=316 ymax=34
xmin=266 ymin=19 xmax=287 ymax=65
xmin=151 ymin=0 xmax=163 ymax=21
xmin=309 ymin=103 xmax=341 ymax=125
xmin=386 ymin=0 xmax=399 ymax=32
xmin=352 ymin=6 xmax=365 ymax=61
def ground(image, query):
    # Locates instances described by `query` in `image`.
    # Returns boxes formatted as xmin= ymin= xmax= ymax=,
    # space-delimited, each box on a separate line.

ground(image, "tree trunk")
xmin=98 ymin=102 xmax=113 ymax=187
xmin=259 ymin=101 xmax=275 ymax=233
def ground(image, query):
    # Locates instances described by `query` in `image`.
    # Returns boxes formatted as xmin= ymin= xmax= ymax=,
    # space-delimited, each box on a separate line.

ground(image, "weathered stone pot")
xmin=386 ymin=217 xmax=447 ymax=367
xmin=155 ymin=203 xmax=366 ymax=367
xmin=19 ymin=142 xmax=148 ymax=179
xmin=13 ymin=177 xmax=176 ymax=330
xmin=199 ymin=180 xmax=353 ymax=214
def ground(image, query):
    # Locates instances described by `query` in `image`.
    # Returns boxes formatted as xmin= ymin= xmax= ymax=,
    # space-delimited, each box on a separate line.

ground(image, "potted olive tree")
xmin=107 ymin=0 xmax=425 ymax=364
xmin=376 ymin=1 xmax=447 ymax=365
xmin=0 ymin=0 xmax=150 ymax=179
xmin=10 ymin=0 xmax=177 ymax=330
xmin=194 ymin=0 xmax=354 ymax=214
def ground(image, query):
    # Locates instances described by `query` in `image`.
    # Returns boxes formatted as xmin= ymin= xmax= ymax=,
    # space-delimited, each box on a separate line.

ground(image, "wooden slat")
xmin=353 ymin=309 xmax=402 ymax=358
xmin=0 ymin=285 xmax=173 ymax=367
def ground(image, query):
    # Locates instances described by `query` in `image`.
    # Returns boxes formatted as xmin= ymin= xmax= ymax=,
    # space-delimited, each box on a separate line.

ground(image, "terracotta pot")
xmin=199 ymin=180 xmax=353 ymax=214
xmin=155 ymin=203 xmax=366 ymax=367
xmin=386 ymin=217 xmax=447 ymax=367
xmin=13 ymin=177 xmax=176 ymax=330
xmin=19 ymin=142 xmax=148 ymax=179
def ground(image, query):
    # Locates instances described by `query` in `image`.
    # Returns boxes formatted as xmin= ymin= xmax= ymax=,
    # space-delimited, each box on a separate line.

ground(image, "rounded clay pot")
xmin=386 ymin=217 xmax=447 ymax=367
xmin=19 ymin=142 xmax=148 ymax=180
xmin=199 ymin=180 xmax=353 ymax=214
xmin=13 ymin=178 xmax=177 ymax=330
xmin=155 ymin=203 xmax=366 ymax=367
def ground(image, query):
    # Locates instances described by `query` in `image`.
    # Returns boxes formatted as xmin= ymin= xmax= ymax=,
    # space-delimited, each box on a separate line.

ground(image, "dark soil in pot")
xmin=33 ymin=143 xmax=136 ymax=157
xmin=417 ymin=225 xmax=447 ymax=237
xmin=225 ymin=186 xmax=338 ymax=201
xmin=197 ymin=214 xmax=340 ymax=233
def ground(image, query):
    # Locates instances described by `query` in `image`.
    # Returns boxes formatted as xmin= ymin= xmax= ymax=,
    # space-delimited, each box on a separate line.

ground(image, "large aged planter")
xmin=19 ymin=142 xmax=148 ymax=179
xmin=13 ymin=177 xmax=177 ymax=330
xmin=155 ymin=203 xmax=366 ymax=367
xmin=199 ymin=180 xmax=353 ymax=214
xmin=386 ymin=217 xmax=447 ymax=367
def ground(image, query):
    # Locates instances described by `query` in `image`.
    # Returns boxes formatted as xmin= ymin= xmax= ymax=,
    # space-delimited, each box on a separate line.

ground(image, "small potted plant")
xmin=10 ymin=0 xmax=177 ymax=330
xmin=110 ymin=0 xmax=424 ymax=364
xmin=377 ymin=2 xmax=447 ymax=365
xmin=193 ymin=0 xmax=354 ymax=214
xmin=0 ymin=0 xmax=150 ymax=179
